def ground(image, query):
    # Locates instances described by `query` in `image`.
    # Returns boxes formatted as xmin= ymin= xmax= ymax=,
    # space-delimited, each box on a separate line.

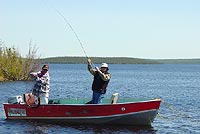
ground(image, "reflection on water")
xmin=68 ymin=124 xmax=156 ymax=134
xmin=3 ymin=119 xmax=156 ymax=134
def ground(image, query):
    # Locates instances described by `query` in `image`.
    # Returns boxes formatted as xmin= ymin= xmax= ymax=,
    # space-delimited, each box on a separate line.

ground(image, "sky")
xmin=0 ymin=0 xmax=200 ymax=59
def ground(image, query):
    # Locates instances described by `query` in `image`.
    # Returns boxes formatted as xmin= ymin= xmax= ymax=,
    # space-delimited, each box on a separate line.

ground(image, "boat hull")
xmin=3 ymin=99 xmax=161 ymax=126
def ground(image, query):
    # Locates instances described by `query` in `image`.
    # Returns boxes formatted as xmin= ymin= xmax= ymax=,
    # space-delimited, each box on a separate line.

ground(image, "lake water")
xmin=0 ymin=64 xmax=199 ymax=134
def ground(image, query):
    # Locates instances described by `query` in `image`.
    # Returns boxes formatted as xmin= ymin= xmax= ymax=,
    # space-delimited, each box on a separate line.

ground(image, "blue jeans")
xmin=92 ymin=91 xmax=104 ymax=104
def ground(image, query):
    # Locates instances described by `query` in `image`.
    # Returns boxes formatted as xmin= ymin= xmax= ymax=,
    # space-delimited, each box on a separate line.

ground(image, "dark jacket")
xmin=92 ymin=71 xmax=110 ymax=94
xmin=88 ymin=64 xmax=111 ymax=94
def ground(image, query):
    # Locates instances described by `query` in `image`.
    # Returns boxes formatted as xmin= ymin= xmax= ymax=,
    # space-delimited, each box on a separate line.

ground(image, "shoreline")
xmin=41 ymin=56 xmax=200 ymax=64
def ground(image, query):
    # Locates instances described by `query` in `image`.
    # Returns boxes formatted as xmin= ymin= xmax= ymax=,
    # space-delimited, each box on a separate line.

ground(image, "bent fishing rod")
xmin=54 ymin=9 xmax=89 ymax=60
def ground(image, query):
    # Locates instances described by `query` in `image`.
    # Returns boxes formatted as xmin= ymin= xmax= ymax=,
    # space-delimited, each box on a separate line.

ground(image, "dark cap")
xmin=42 ymin=65 xmax=49 ymax=70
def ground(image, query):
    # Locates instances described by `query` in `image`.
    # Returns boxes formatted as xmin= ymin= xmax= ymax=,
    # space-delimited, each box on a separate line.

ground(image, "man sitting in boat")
xmin=30 ymin=65 xmax=50 ymax=104
xmin=87 ymin=59 xmax=111 ymax=104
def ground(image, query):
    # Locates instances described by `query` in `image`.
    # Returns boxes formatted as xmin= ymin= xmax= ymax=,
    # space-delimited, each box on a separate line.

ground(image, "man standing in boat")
xmin=87 ymin=59 xmax=111 ymax=104
xmin=30 ymin=65 xmax=50 ymax=104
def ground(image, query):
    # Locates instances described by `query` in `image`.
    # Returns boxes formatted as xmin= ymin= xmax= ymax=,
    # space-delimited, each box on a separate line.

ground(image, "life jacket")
xmin=92 ymin=71 xmax=110 ymax=94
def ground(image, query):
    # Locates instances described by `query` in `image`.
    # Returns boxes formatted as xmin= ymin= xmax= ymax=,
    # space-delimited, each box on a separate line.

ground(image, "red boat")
xmin=3 ymin=94 xmax=161 ymax=126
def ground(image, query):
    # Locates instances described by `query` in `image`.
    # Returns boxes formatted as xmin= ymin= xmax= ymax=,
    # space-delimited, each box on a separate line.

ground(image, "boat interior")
xmin=48 ymin=98 xmax=149 ymax=105
xmin=6 ymin=93 xmax=154 ymax=105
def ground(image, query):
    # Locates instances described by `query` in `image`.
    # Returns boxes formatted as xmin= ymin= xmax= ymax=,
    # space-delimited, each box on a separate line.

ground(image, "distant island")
xmin=41 ymin=56 xmax=200 ymax=64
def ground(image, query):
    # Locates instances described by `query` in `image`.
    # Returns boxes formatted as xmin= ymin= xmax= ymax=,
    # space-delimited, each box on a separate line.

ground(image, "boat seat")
xmin=110 ymin=93 xmax=119 ymax=104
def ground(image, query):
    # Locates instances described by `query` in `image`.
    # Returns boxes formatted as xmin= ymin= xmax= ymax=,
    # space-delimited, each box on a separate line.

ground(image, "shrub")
xmin=0 ymin=41 xmax=40 ymax=81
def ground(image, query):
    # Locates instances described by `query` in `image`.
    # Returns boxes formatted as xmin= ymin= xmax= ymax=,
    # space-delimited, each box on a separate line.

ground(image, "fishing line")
xmin=42 ymin=1 xmax=95 ymax=65
xmin=54 ymin=9 xmax=89 ymax=60
xmin=158 ymin=100 xmax=198 ymax=122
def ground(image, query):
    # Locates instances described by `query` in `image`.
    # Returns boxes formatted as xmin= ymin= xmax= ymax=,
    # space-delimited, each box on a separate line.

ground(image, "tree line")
xmin=42 ymin=57 xmax=161 ymax=64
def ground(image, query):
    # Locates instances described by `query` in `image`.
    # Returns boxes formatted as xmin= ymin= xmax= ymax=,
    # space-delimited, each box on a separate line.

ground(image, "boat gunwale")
xmin=3 ymin=98 xmax=161 ymax=106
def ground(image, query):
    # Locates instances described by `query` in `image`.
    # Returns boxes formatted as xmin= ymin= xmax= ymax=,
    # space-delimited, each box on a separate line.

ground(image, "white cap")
xmin=101 ymin=63 xmax=108 ymax=68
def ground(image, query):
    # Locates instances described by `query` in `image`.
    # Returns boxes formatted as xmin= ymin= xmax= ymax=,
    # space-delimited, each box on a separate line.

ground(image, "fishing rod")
xmin=54 ymin=9 xmax=89 ymax=60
